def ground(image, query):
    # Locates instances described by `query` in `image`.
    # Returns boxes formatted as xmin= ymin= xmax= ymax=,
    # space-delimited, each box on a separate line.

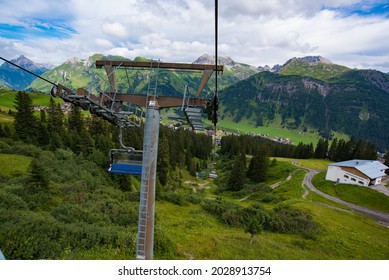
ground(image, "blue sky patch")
xmin=0 ymin=19 xmax=76 ymax=40
xmin=328 ymin=2 xmax=389 ymax=17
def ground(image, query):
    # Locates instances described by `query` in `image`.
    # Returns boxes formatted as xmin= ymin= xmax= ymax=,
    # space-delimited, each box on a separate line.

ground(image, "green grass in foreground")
xmin=156 ymin=199 xmax=389 ymax=259
xmin=312 ymin=173 xmax=389 ymax=212
xmin=157 ymin=162 xmax=389 ymax=259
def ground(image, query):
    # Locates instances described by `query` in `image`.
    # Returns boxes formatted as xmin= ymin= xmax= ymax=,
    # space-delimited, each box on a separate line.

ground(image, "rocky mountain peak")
xmin=193 ymin=54 xmax=236 ymax=66
xmin=2 ymin=55 xmax=35 ymax=70
xmin=257 ymin=64 xmax=282 ymax=72
xmin=284 ymin=56 xmax=332 ymax=66
xmin=65 ymin=57 xmax=81 ymax=65
xmin=300 ymin=56 xmax=332 ymax=64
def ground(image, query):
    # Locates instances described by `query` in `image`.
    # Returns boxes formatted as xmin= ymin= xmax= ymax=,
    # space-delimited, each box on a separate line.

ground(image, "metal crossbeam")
xmin=96 ymin=60 xmax=223 ymax=71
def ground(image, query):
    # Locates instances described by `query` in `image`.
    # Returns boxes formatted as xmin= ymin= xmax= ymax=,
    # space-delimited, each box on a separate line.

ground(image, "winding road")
xmin=302 ymin=168 xmax=389 ymax=226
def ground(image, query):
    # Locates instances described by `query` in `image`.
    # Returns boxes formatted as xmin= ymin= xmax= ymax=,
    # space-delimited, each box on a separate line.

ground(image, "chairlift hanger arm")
xmin=106 ymin=93 xmax=210 ymax=109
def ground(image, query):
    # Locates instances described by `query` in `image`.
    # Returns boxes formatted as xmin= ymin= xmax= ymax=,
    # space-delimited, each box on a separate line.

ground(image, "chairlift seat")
xmin=108 ymin=163 xmax=142 ymax=175
xmin=108 ymin=149 xmax=143 ymax=175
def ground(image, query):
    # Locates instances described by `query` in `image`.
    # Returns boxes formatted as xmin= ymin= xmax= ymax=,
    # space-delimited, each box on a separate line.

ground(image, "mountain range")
xmin=0 ymin=55 xmax=52 ymax=90
xmin=221 ymin=57 xmax=389 ymax=150
xmin=1 ymin=54 xmax=388 ymax=150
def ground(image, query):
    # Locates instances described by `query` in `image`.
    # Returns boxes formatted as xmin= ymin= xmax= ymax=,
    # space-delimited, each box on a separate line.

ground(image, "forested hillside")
xmin=220 ymin=70 xmax=389 ymax=151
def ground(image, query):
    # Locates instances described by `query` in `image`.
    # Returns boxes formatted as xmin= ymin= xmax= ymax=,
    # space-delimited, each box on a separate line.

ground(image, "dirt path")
xmin=270 ymin=169 xmax=299 ymax=189
xmin=302 ymin=168 xmax=389 ymax=226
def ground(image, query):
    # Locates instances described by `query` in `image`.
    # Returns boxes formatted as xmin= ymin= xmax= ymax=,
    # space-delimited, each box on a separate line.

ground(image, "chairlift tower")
xmin=95 ymin=60 xmax=223 ymax=260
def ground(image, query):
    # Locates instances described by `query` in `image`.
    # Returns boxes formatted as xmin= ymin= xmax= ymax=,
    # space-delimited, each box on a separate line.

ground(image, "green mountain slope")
xmin=276 ymin=56 xmax=349 ymax=81
xmin=29 ymin=54 xmax=258 ymax=99
xmin=220 ymin=68 xmax=389 ymax=151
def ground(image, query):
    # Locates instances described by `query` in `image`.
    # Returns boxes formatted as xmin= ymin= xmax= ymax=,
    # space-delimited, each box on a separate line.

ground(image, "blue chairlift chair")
xmin=108 ymin=148 xmax=143 ymax=175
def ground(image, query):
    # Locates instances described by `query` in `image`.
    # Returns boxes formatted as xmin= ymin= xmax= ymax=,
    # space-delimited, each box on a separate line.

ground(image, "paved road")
xmin=302 ymin=168 xmax=389 ymax=225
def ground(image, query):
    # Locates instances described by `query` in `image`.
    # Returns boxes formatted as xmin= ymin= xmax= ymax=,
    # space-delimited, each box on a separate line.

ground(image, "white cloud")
xmin=101 ymin=22 xmax=128 ymax=39
xmin=95 ymin=38 xmax=114 ymax=48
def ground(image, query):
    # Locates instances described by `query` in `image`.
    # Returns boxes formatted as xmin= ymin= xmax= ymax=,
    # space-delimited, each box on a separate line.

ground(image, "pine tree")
xmin=314 ymin=138 xmax=328 ymax=159
xmin=37 ymin=110 xmax=50 ymax=147
xmin=247 ymin=150 xmax=269 ymax=183
xmin=328 ymin=138 xmax=338 ymax=161
xmin=227 ymin=153 xmax=246 ymax=191
xmin=364 ymin=142 xmax=377 ymax=160
xmin=157 ymin=136 xmax=170 ymax=186
xmin=384 ymin=153 xmax=389 ymax=175
xmin=47 ymin=97 xmax=64 ymax=150
xmin=13 ymin=91 xmax=38 ymax=143
xmin=28 ymin=156 xmax=49 ymax=192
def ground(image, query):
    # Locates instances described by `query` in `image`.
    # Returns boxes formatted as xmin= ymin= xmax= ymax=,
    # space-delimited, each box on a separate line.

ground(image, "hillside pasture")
xmin=312 ymin=173 xmax=389 ymax=213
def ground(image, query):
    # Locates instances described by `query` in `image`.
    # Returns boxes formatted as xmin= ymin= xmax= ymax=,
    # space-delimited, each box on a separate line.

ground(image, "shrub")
xmin=184 ymin=193 xmax=203 ymax=204
xmin=0 ymin=190 xmax=28 ymax=210
xmin=268 ymin=204 xmax=319 ymax=238
xmin=159 ymin=192 xmax=187 ymax=206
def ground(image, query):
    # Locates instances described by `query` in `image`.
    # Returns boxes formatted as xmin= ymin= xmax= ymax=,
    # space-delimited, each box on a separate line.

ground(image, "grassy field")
xmin=0 ymin=89 xmax=61 ymax=112
xmin=0 ymin=154 xmax=31 ymax=177
xmin=312 ymin=173 xmax=389 ymax=212
xmin=156 ymin=198 xmax=389 ymax=259
xmin=218 ymin=119 xmax=321 ymax=145
xmin=273 ymin=157 xmax=332 ymax=171
xmin=155 ymin=159 xmax=389 ymax=259
xmin=214 ymin=118 xmax=349 ymax=148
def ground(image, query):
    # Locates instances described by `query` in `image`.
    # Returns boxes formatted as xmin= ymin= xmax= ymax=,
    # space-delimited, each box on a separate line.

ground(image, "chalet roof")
xmin=329 ymin=160 xmax=389 ymax=179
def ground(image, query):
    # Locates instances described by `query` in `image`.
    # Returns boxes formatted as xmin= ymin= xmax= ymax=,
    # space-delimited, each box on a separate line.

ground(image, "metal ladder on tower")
xmin=136 ymin=59 xmax=160 ymax=260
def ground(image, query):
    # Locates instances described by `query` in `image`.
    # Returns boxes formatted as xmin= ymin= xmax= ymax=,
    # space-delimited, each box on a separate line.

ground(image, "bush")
xmin=159 ymin=192 xmax=187 ymax=206
xmin=268 ymin=204 xmax=319 ymax=238
xmin=0 ymin=190 xmax=28 ymax=210
xmin=202 ymin=199 xmax=251 ymax=227
xmin=184 ymin=193 xmax=203 ymax=204
xmin=0 ymin=209 xmax=135 ymax=260
xmin=153 ymin=227 xmax=176 ymax=259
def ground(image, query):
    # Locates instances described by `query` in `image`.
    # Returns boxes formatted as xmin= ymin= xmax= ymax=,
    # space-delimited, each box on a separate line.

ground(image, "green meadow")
xmin=0 ymin=154 xmax=31 ymax=178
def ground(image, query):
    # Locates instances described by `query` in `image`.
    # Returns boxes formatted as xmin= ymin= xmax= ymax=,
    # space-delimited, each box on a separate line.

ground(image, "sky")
xmin=1 ymin=0 xmax=389 ymax=72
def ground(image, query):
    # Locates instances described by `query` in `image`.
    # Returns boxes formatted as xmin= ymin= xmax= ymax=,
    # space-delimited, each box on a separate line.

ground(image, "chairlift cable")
xmin=212 ymin=0 xmax=219 ymax=174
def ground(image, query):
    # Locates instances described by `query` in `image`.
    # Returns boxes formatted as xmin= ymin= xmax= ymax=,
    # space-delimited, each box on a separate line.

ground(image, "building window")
xmin=344 ymin=175 xmax=349 ymax=179
xmin=358 ymin=181 xmax=364 ymax=185
xmin=351 ymin=178 xmax=356 ymax=182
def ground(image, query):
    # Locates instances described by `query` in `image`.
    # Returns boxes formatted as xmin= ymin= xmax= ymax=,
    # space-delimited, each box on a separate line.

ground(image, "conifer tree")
xmin=314 ymin=138 xmax=328 ymax=159
xmin=227 ymin=153 xmax=246 ymax=191
xmin=37 ymin=110 xmax=50 ymax=147
xmin=328 ymin=138 xmax=338 ymax=161
xmin=157 ymin=136 xmax=170 ymax=186
xmin=364 ymin=142 xmax=377 ymax=160
xmin=47 ymin=97 xmax=64 ymax=149
xmin=384 ymin=153 xmax=389 ymax=175
xmin=247 ymin=150 xmax=269 ymax=183
xmin=28 ymin=156 xmax=49 ymax=192
xmin=13 ymin=91 xmax=38 ymax=143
